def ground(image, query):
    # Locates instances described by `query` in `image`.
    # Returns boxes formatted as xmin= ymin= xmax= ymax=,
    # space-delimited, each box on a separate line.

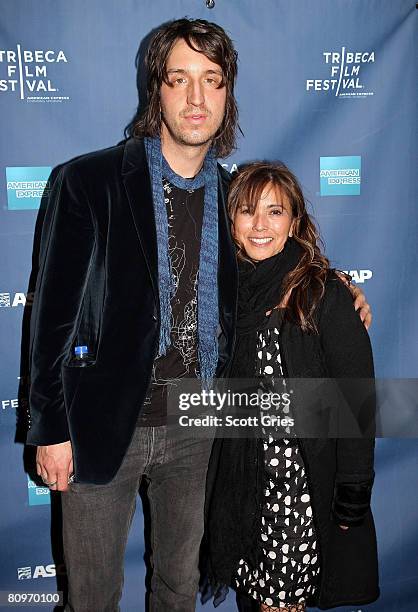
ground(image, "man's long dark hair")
xmin=133 ymin=18 xmax=239 ymax=159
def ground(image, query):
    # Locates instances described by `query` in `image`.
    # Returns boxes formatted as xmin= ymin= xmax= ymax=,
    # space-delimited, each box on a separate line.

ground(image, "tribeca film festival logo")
xmin=306 ymin=48 xmax=375 ymax=98
xmin=320 ymin=156 xmax=361 ymax=196
xmin=0 ymin=46 xmax=69 ymax=102
xmin=1 ymin=396 xmax=28 ymax=413
xmin=6 ymin=166 xmax=52 ymax=210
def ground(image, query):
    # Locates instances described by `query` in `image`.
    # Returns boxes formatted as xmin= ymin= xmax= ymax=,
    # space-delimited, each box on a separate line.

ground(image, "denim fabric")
xmin=62 ymin=426 xmax=213 ymax=611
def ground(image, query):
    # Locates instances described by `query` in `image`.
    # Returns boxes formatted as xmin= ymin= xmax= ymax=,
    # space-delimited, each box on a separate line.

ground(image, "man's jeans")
xmin=62 ymin=426 xmax=213 ymax=611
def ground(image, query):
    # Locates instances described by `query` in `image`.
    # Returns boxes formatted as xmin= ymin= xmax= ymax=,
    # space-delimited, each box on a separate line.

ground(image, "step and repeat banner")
xmin=0 ymin=1 xmax=417 ymax=610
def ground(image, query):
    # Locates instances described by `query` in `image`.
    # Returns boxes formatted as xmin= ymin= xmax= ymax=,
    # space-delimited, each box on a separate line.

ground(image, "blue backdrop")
xmin=0 ymin=1 xmax=417 ymax=610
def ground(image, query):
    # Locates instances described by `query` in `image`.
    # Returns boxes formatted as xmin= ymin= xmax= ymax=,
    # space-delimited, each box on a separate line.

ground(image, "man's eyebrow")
xmin=166 ymin=68 xmax=223 ymax=76
xmin=205 ymin=69 xmax=223 ymax=76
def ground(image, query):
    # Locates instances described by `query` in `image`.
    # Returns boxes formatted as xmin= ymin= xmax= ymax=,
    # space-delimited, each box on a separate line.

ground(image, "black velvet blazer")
xmin=26 ymin=137 xmax=238 ymax=484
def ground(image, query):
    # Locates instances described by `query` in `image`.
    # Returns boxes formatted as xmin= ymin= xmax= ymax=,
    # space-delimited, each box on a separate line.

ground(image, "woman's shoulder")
xmin=318 ymin=270 xmax=366 ymax=334
xmin=316 ymin=270 xmax=374 ymax=378
xmin=321 ymin=269 xmax=354 ymax=305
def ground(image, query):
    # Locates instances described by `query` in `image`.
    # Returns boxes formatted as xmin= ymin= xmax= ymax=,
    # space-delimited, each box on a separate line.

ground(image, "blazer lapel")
xmin=217 ymin=167 xmax=238 ymax=332
xmin=122 ymin=137 xmax=159 ymax=300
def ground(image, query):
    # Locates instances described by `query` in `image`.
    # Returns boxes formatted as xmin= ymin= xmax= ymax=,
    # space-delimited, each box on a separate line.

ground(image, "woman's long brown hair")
xmin=228 ymin=162 xmax=331 ymax=333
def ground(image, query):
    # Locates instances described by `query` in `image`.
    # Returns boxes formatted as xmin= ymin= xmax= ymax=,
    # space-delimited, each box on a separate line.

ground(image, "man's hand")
xmin=335 ymin=271 xmax=372 ymax=330
xmin=36 ymin=441 xmax=73 ymax=492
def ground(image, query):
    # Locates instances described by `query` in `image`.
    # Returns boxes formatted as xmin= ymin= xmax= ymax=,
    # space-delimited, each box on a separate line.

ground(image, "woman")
xmin=205 ymin=162 xmax=379 ymax=611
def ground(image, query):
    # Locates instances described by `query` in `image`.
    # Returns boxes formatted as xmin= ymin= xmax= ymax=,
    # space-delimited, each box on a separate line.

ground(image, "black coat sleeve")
xmin=27 ymin=164 xmax=96 ymax=446
xmin=319 ymin=276 xmax=376 ymax=526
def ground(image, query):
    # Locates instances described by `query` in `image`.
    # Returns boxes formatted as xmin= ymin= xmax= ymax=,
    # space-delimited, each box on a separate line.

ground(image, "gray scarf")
xmin=144 ymin=136 xmax=219 ymax=386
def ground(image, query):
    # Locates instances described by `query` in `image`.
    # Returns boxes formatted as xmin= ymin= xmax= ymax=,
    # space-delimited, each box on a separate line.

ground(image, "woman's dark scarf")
xmin=229 ymin=236 xmax=304 ymax=378
xmin=203 ymin=238 xmax=304 ymax=604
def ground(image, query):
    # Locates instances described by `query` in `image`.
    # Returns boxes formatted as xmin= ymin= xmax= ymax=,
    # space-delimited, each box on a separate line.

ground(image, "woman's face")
xmin=232 ymin=182 xmax=295 ymax=261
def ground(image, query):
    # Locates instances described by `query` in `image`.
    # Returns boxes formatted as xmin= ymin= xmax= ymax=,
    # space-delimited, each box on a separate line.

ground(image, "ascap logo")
xmin=343 ymin=270 xmax=373 ymax=284
xmin=17 ymin=567 xmax=32 ymax=580
xmin=221 ymin=162 xmax=238 ymax=174
xmin=0 ymin=46 xmax=69 ymax=102
xmin=307 ymin=48 xmax=375 ymax=98
xmin=0 ymin=292 xmax=34 ymax=307
xmin=17 ymin=564 xmax=65 ymax=580
xmin=6 ymin=167 xmax=52 ymax=210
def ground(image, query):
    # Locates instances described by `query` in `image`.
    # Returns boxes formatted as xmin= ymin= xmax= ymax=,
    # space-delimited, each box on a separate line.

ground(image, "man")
xmin=27 ymin=18 xmax=371 ymax=612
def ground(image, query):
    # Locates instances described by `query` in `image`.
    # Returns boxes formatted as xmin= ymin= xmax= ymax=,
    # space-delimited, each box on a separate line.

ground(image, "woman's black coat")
xmin=205 ymin=275 xmax=379 ymax=610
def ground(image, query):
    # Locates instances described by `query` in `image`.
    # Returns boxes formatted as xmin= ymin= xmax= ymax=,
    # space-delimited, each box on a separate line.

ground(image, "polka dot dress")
xmin=234 ymin=321 xmax=320 ymax=609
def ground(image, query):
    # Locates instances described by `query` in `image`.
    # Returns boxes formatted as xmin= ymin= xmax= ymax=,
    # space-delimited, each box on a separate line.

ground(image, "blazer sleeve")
xmin=27 ymin=163 xmax=96 ymax=446
xmin=319 ymin=276 xmax=376 ymax=526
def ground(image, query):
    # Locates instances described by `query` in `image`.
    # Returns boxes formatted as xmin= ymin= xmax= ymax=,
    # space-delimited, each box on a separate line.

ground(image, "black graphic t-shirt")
xmin=137 ymin=179 xmax=205 ymax=426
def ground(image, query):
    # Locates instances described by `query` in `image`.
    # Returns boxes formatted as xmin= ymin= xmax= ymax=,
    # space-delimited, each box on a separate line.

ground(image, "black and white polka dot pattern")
xmin=234 ymin=325 xmax=320 ymax=608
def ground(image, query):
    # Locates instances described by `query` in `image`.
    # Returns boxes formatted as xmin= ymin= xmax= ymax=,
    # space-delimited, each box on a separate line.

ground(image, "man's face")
xmin=160 ymin=38 xmax=227 ymax=149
